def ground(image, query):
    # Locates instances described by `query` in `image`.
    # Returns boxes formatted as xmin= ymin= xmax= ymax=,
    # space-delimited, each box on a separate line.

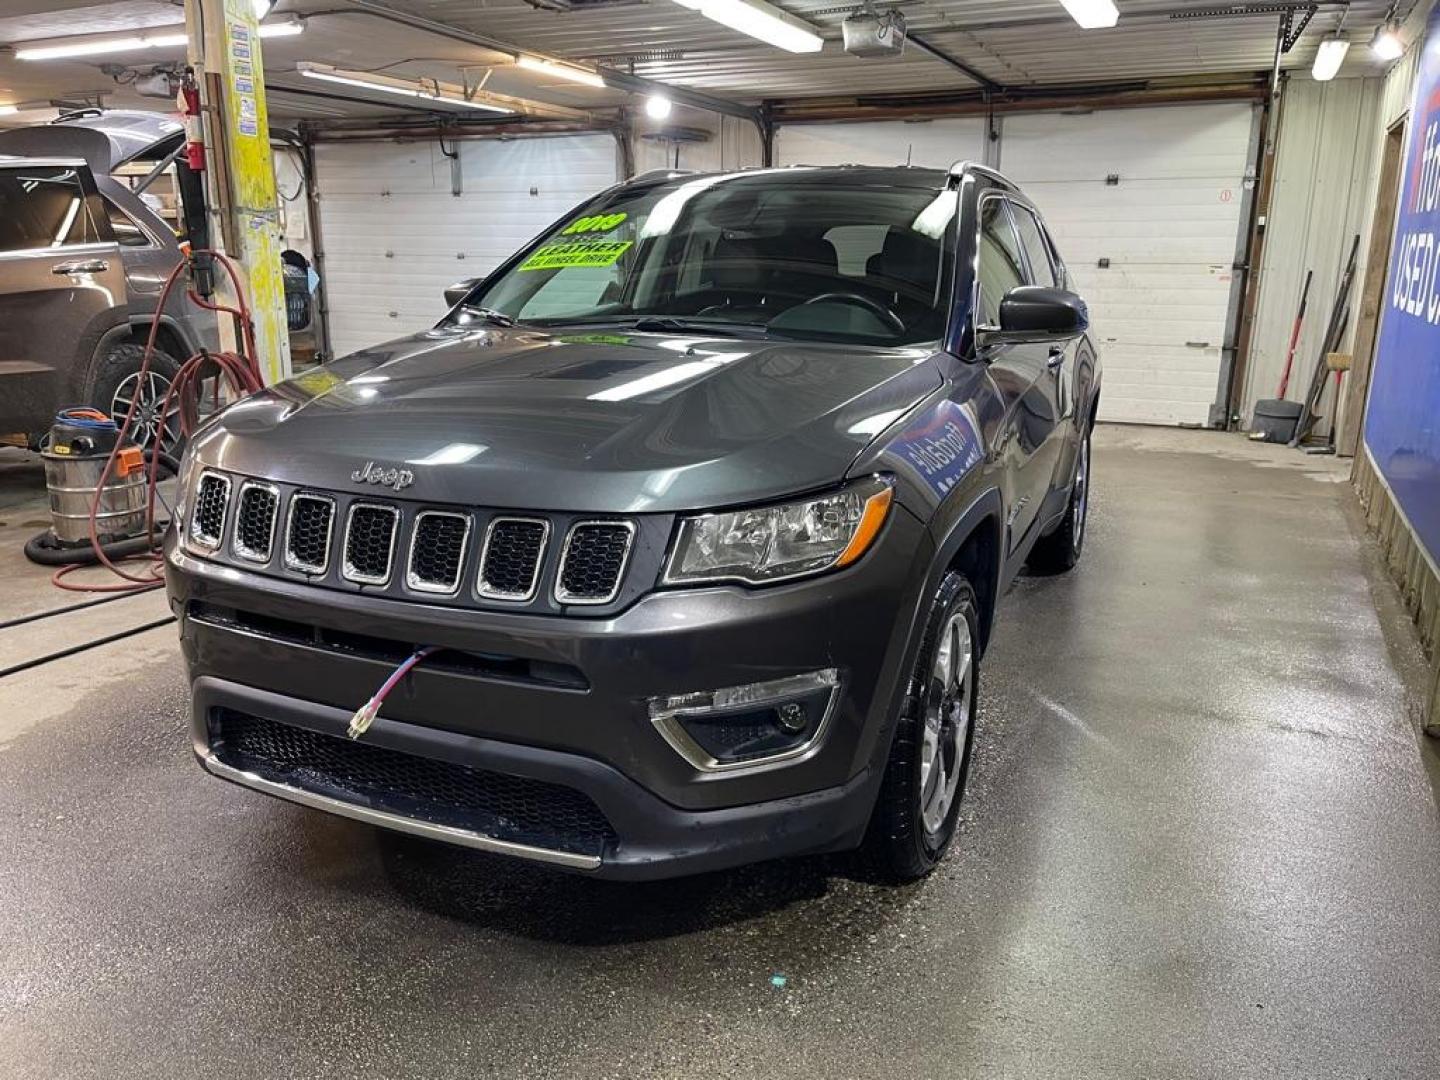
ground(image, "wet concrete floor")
xmin=1 ymin=428 xmax=1437 ymax=1079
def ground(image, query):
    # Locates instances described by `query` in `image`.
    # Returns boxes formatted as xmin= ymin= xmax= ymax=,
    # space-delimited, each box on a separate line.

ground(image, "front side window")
xmin=1012 ymin=204 xmax=1058 ymax=288
xmin=104 ymin=199 xmax=154 ymax=248
xmin=463 ymin=174 xmax=959 ymax=346
xmin=976 ymin=197 xmax=1027 ymax=327
xmin=0 ymin=166 xmax=107 ymax=253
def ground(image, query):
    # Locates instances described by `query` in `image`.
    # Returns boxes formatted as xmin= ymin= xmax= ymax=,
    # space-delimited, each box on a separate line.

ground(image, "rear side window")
xmin=0 ymin=165 xmax=108 ymax=253
xmin=976 ymin=197 xmax=1027 ymax=326
xmin=1012 ymin=204 xmax=1058 ymax=288
xmin=104 ymin=199 xmax=153 ymax=248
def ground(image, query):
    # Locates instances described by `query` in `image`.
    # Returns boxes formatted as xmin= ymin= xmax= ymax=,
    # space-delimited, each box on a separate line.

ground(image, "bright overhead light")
xmin=297 ymin=62 xmax=513 ymax=113
xmin=0 ymin=105 xmax=18 ymax=116
xmin=253 ymin=0 xmax=275 ymax=17
xmin=1312 ymin=36 xmax=1351 ymax=80
xmin=1058 ymin=0 xmax=1119 ymax=29
xmin=645 ymin=94 xmax=672 ymax=119
xmin=670 ymin=0 xmax=824 ymax=54
xmin=1371 ymin=22 xmax=1404 ymax=61
xmin=516 ymin=55 xmax=605 ymax=88
xmin=15 ymin=19 xmax=301 ymax=60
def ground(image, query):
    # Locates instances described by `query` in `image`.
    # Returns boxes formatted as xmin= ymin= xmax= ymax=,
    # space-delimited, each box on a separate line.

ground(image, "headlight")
xmin=663 ymin=476 xmax=894 ymax=586
xmin=173 ymin=444 xmax=199 ymax=533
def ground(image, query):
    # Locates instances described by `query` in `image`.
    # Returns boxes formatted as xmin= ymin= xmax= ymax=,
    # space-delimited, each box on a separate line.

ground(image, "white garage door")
xmin=776 ymin=118 xmax=987 ymax=170
xmin=316 ymin=134 xmax=619 ymax=357
xmin=1002 ymin=104 xmax=1256 ymax=426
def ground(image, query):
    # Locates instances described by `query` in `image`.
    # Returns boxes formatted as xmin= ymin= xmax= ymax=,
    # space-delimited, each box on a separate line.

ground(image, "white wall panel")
xmin=775 ymin=118 xmax=986 ymax=169
xmin=1242 ymin=79 xmax=1384 ymax=429
xmin=631 ymin=114 xmax=764 ymax=176
xmin=316 ymin=134 xmax=619 ymax=356
xmin=1003 ymin=103 xmax=1257 ymax=426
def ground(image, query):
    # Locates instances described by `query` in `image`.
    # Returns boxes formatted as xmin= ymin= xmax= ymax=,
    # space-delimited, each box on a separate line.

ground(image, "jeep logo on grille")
xmin=351 ymin=461 xmax=415 ymax=492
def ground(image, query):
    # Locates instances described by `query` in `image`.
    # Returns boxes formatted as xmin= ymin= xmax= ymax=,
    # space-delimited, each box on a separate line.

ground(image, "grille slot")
xmin=190 ymin=471 xmax=230 ymax=550
xmin=231 ymin=481 xmax=279 ymax=563
xmin=211 ymin=709 xmax=616 ymax=856
xmin=406 ymin=511 xmax=470 ymax=594
xmin=555 ymin=521 xmax=635 ymax=605
xmin=343 ymin=502 xmax=400 ymax=585
xmin=478 ymin=517 xmax=550 ymax=602
xmin=284 ymin=493 xmax=335 ymax=575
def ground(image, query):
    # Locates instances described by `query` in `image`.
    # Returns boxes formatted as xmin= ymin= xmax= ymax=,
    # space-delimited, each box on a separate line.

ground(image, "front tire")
xmin=861 ymin=571 xmax=980 ymax=882
xmin=1029 ymin=429 xmax=1090 ymax=573
xmin=87 ymin=342 xmax=183 ymax=454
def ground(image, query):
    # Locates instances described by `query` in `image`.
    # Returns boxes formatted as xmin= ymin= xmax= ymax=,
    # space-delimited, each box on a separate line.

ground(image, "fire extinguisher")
xmin=179 ymin=67 xmax=204 ymax=173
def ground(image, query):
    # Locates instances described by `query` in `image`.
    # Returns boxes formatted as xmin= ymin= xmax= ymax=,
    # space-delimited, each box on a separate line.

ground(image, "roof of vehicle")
xmin=623 ymin=161 xmax=1020 ymax=193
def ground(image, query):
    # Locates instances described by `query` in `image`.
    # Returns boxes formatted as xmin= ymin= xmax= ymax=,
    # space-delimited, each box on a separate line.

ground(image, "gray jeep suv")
xmin=165 ymin=162 xmax=1101 ymax=882
xmin=0 ymin=112 xmax=214 ymax=448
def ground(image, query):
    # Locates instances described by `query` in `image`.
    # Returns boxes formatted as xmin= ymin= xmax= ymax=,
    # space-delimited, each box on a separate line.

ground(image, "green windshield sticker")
xmin=519 ymin=238 xmax=633 ymax=271
xmin=561 ymin=211 xmax=628 ymax=235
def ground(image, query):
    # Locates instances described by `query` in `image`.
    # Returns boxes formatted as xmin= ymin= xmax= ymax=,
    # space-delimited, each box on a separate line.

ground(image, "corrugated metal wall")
xmin=1242 ymin=79 xmax=1385 ymax=427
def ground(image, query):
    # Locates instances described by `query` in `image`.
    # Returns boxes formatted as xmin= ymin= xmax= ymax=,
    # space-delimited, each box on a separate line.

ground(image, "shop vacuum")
xmin=23 ymin=409 xmax=175 ymax=567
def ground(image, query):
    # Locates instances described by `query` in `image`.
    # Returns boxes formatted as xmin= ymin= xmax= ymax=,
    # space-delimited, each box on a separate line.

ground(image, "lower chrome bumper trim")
xmin=201 ymin=752 xmax=603 ymax=871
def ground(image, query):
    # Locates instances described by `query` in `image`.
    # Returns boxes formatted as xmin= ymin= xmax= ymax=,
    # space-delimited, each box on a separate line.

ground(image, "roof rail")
xmin=948 ymin=159 xmax=1017 ymax=189
xmin=627 ymin=168 xmax=697 ymax=183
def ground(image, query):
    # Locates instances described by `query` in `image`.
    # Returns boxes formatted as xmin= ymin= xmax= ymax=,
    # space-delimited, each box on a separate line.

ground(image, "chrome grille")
xmin=284 ymin=493 xmax=334 ymax=575
xmin=231 ymin=481 xmax=278 ymax=563
xmin=190 ymin=471 xmax=230 ymax=550
xmin=406 ymin=511 xmax=470 ymax=594
xmin=343 ymin=503 xmax=399 ymax=585
xmin=478 ymin=517 xmax=549 ymax=602
xmin=555 ymin=521 xmax=634 ymax=605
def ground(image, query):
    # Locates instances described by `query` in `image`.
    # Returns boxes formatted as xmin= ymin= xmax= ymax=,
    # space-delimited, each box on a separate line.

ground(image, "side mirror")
xmin=982 ymin=286 xmax=1089 ymax=345
xmin=444 ymin=278 xmax=480 ymax=308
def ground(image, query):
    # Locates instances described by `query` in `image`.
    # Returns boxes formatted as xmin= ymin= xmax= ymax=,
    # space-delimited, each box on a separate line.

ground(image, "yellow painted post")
xmin=186 ymin=0 xmax=291 ymax=385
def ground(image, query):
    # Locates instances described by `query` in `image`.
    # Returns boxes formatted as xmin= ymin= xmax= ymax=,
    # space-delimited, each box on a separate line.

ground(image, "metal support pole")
xmin=186 ymin=0 xmax=291 ymax=384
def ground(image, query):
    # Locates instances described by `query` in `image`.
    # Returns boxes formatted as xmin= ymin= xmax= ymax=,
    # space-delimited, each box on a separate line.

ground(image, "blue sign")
xmin=891 ymin=398 xmax=985 ymax=498
xmin=1367 ymin=7 xmax=1440 ymax=564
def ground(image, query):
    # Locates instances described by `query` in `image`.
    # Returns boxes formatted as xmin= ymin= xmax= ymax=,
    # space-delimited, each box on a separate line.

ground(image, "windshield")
xmin=458 ymin=172 xmax=958 ymax=346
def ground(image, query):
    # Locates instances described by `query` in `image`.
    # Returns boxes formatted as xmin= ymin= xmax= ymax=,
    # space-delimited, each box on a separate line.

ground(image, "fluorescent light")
xmin=253 ymin=0 xmax=274 ymax=17
xmin=0 ymin=106 xmax=17 ymax=116
xmin=1058 ymin=0 xmax=1119 ymax=29
xmin=670 ymin=0 xmax=824 ymax=54
xmin=645 ymin=94 xmax=672 ymax=120
xmin=1312 ymin=36 xmax=1351 ymax=80
xmin=259 ymin=19 xmax=305 ymax=39
xmin=15 ymin=20 xmax=299 ymax=60
xmin=516 ymin=55 xmax=605 ymax=89
xmin=297 ymin=63 xmax=513 ymax=113
xmin=1371 ymin=23 xmax=1404 ymax=61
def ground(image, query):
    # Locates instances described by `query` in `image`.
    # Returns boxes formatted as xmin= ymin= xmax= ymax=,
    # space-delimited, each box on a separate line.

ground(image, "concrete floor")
xmin=0 ymin=428 xmax=1437 ymax=1080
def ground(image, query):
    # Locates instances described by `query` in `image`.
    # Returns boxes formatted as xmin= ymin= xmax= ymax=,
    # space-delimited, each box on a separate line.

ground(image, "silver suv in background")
xmin=0 ymin=112 xmax=215 ymax=449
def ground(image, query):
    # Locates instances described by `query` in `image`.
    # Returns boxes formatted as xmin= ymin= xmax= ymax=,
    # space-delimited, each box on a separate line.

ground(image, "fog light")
xmin=649 ymin=669 xmax=840 ymax=772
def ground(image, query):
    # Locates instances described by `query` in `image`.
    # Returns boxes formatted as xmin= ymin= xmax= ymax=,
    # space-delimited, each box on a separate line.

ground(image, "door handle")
xmin=52 ymin=259 xmax=109 ymax=275
xmin=1046 ymin=346 xmax=1066 ymax=369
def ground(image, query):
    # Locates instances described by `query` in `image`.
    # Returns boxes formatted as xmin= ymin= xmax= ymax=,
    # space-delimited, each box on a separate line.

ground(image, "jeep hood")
xmin=201 ymin=326 xmax=943 ymax=514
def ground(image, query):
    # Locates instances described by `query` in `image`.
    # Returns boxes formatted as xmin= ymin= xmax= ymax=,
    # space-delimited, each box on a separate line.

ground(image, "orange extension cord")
xmin=52 ymin=250 xmax=266 ymax=594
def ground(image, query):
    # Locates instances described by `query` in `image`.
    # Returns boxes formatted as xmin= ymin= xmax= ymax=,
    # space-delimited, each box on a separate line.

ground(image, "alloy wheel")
xmin=919 ymin=610 xmax=974 ymax=835
xmin=111 ymin=370 xmax=180 ymax=452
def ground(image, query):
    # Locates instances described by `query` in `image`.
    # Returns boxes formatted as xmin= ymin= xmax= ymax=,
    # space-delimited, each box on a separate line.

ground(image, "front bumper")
xmin=167 ymin=509 xmax=933 ymax=878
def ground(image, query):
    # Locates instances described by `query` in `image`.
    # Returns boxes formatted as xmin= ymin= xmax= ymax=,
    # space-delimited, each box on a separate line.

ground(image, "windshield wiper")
xmin=457 ymin=304 xmax=516 ymax=328
xmin=625 ymin=316 xmax=763 ymax=337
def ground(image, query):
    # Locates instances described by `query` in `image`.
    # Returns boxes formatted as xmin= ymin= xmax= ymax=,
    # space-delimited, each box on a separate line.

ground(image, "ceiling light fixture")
xmin=671 ymin=0 xmax=824 ymax=54
xmin=515 ymin=55 xmax=606 ymax=88
xmin=0 ymin=105 xmax=18 ymax=116
xmin=1371 ymin=21 xmax=1404 ymax=61
xmin=15 ymin=19 xmax=302 ymax=60
xmin=297 ymin=62 xmax=513 ymax=113
xmin=253 ymin=0 xmax=275 ymax=16
xmin=1312 ymin=35 xmax=1351 ymax=80
xmin=645 ymin=94 xmax=672 ymax=119
xmin=1058 ymin=0 xmax=1119 ymax=30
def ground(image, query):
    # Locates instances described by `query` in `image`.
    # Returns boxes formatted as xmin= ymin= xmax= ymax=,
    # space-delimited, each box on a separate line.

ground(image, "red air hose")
xmin=51 ymin=250 xmax=267 ymax=594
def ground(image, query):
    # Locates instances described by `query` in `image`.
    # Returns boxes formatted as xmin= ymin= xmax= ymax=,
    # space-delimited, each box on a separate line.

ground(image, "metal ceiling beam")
xmin=320 ymin=0 xmax=764 ymax=126
xmin=907 ymin=33 xmax=1003 ymax=93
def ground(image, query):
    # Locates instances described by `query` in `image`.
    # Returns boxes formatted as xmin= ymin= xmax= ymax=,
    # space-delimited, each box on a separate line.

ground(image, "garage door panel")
xmin=1006 ymin=103 xmax=1254 ymax=425
xmin=776 ymin=119 xmax=985 ymax=169
xmin=317 ymin=135 xmax=618 ymax=357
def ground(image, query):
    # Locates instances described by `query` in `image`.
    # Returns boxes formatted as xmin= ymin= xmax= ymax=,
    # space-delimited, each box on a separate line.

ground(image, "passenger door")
xmin=1010 ymin=201 xmax=1078 ymax=493
xmin=0 ymin=162 xmax=126 ymax=434
xmin=975 ymin=195 xmax=1061 ymax=557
